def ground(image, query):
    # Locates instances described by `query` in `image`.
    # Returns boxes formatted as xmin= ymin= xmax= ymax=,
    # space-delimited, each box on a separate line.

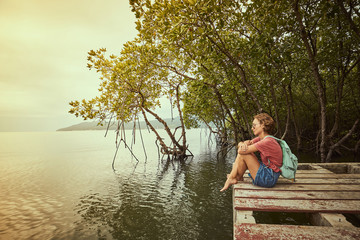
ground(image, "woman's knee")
xmin=239 ymin=153 xmax=253 ymax=159
xmin=235 ymin=153 xmax=246 ymax=162
xmin=241 ymin=153 xmax=258 ymax=163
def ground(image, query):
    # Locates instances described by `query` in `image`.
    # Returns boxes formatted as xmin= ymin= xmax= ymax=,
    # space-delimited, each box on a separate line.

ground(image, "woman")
xmin=220 ymin=113 xmax=283 ymax=192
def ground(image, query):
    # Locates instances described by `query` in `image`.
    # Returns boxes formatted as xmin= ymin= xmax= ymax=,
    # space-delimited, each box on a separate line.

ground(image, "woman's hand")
xmin=238 ymin=141 xmax=248 ymax=152
xmin=237 ymin=140 xmax=254 ymax=154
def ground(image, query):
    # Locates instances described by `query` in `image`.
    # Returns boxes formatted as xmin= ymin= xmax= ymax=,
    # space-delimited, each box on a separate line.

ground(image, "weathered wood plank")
xmin=276 ymin=178 xmax=360 ymax=184
xmin=234 ymin=189 xmax=360 ymax=200
xmin=293 ymin=174 xmax=360 ymax=179
xmin=241 ymin=177 xmax=360 ymax=184
xmin=233 ymin=163 xmax=360 ymax=240
xmin=234 ymin=223 xmax=360 ymax=240
xmin=311 ymin=163 xmax=360 ymax=174
xmin=242 ymin=173 xmax=360 ymax=179
xmin=234 ymin=211 xmax=256 ymax=224
xmin=234 ymin=182 xmax=360 ymax=191
xmin=310 ymin=213 xmax=356 ymax=228
xmin=295 ymin=169 xmax=334 ymax=174
xmin=234 ymin=198 xmax=360 ymax=213
xmin=298 ymin=163 xmax=360 ymax=168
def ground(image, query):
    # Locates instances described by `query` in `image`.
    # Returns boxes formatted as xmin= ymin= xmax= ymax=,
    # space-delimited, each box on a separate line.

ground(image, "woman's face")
xmin=252 ymin=118 xmax=263 ymax=136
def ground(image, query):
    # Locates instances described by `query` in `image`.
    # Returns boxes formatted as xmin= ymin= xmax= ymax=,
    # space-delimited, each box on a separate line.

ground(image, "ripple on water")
xmin=0 ymin=131 xmax=233 ymax=240
xmin=0 ymin=192 xmax=78 ymax=240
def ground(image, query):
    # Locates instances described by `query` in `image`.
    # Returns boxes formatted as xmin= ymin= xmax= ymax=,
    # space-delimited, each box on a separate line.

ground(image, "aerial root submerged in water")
xmin=112 ymin=120 xmax=141 ymax=171
xmin=110 ymin=118 xmax=194 ymax=171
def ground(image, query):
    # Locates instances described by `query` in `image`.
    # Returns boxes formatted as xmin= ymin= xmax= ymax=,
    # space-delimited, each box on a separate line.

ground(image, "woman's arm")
xmin=238 ymin=144 xmax=258 ymax=155
xmin=238 ymin=139 xmax=258 ymax=154
xmin=238 ymin=140 xmax=252 ymax=149
xmin=244 ymin=140 xmax=252 ymax=145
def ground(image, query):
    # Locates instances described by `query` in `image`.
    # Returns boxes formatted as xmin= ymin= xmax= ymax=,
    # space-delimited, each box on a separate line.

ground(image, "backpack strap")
xmin=263 ymin=135 xmax=274 ymax=167
xmin=264 ymin=135 xmax=280 ymax=141
xmin=263 ymin=135 xmax=280 ymax=168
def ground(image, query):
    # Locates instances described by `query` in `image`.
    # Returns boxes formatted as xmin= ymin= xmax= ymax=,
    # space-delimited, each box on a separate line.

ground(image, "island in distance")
xmin=57 ymin=117 xmax=183 ymax=131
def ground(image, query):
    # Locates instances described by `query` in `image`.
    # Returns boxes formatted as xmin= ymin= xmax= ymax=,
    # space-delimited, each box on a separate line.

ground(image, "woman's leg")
xmin=220 ymin=153 xmax=260 ymax=192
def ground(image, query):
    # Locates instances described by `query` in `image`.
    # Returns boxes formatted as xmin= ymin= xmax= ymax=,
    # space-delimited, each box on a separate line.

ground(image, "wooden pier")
xmin=233 ymin=163 xmax=360 ymax=239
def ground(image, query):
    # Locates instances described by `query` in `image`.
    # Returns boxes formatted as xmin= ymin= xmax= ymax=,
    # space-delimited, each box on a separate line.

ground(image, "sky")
xmin=0 ymin=0 xmax=141 ymax=131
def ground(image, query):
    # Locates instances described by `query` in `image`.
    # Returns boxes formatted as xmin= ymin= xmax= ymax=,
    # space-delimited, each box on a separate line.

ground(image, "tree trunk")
xmin=145 ymin=107 xmax=186 ymax=155
xmin=268 ymin=70 xmax=282 ymax=136
xmin=288 ymin=83 xmax=302 ymax=151
xmin=329 ymin=16 xmax=347 ymax=139
xmin=204 ymin=33 xmax=263 ymax=112
xmin=281 ymin=85 xmax=291 ymax=140
xmin=355 ymin=139 xmax=360 ymax=160
xmin=140 ymin=108 xmax=170 ymax=155
xmin=234 ymin=90 xmax=252 ymax=139
xmin=175 ymin=84 xmax=188 ymax=151
xmin=326 ymin=119 xmax=359 ymax=162
xmin=337 ymin=0 xmax=360 ymax=40
xmin=293 ymin=0 xmax=327 ymax=162
xmin=210 ymin=84 xmax=240 ymax=142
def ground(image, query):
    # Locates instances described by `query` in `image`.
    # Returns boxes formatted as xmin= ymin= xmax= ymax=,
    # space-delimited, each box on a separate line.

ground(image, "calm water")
xmin=0 ymin=129 xmax=234 ymax=240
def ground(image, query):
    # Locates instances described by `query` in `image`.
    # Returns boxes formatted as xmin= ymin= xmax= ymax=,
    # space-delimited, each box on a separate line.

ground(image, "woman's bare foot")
xmin=220 ymin=177 xmax=238 ymax=192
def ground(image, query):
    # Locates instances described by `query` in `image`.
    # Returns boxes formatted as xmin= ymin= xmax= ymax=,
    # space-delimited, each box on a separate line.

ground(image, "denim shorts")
xmin=248 ymin=161 xmax=280 ymax=188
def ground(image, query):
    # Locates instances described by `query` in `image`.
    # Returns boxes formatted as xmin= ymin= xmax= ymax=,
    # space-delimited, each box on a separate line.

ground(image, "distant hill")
xmin=57 ymin=117 xmax=182 ymax=131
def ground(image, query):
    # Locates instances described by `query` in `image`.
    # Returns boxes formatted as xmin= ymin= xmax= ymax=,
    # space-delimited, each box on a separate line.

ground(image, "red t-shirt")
xmin=252 ymin=136 xmax=283 ymax=172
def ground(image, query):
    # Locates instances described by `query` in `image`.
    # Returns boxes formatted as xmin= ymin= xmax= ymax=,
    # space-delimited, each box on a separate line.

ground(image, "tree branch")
xmin=326 ymin=119 xmax=360 ymax=162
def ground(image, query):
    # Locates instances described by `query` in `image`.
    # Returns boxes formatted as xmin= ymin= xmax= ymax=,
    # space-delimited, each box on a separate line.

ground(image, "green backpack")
xmin=264 ymin=135 xmax=298 ymax=181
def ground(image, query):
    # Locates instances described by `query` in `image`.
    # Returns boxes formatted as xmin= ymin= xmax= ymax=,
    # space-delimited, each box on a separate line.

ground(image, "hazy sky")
xmin=0 ymin=0 xmax=139 ymax=131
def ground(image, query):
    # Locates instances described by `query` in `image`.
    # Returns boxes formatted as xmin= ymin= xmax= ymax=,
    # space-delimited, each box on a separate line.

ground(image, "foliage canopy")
xmin=70 ymin=0 xmax=360 ymax=162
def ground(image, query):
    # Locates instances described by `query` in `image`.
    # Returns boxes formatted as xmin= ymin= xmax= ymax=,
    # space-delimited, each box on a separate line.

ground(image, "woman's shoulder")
xmin=259 ymin=136 xmax=281 ymax=147
xmin=264 ymin=136 xmax=277 ymax=141
xmin=264 ymin=136 xmax=283 ymax=149
xmin=251 ymin=137 xmax=260 ymax=143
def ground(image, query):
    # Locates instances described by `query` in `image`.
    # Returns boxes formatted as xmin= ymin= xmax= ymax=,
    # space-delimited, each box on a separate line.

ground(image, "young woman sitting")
xmin=220 ymin=113 xmax=283 ymax=192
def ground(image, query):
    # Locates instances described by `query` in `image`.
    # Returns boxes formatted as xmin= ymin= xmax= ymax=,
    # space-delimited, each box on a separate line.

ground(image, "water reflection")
xmin=74 ymin=153 xmax=233 ymax=240
xmin=0 ymin=131 xmax=233 ymax=240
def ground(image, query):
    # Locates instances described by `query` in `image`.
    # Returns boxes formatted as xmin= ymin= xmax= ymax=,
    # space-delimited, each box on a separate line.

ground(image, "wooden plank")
xmin=233 ymin=164 xmax=360 ymax=240
xmin=242 ymin=177 xmax=360 ymax=184
xmin=234 ymin=223 xmax=360 ymax=240
xmin=299 ymin=163 xmax=360 ymax=168
xmin=349 ymin=165 xmax=360 ymax=174
xmin=310 ymin=213 xmax=356 ymax=228
xmin=296 ymin=169 xmax=334 ymax=174
xmin=234 ymin=211 xmax=256 ymax=224
xmin=243 ymin=173 xmax=360 ymax=179
xmin=234 ymin=189 xmax=360 ymax=200
xmin=234 ymin=198 xmax=360 ymax=214
xmin=234 ymin=182 xmax=360 ymax=191
xmin=276 ymin=178 xmax=360 ymax=184
xmin=292 ymin=174 xmax=360 ymax=179
xmin=311 ymin=163 xmax=360 ymax=174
